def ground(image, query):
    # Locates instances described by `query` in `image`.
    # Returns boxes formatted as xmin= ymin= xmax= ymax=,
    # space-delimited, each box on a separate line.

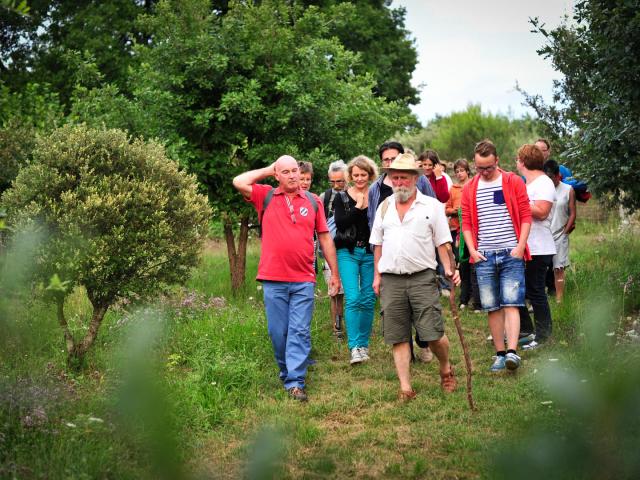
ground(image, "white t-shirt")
xmin=526 ymin=174 xmax=557 ymax=255
xmin=551 ymin=181 xmax=572 ymax=240
xmin=369 ymin=191 xmax=451 ymax=274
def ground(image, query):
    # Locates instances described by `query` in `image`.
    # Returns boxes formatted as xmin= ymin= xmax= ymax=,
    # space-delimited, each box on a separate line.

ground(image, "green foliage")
xmin=72 ymin=0 xmax=414 ymax=224
xmin=300 ymin=0 xmax=420 ymax=106
xmin=0 ymin=82 xmax=66 ymax=193
xmin=0 ymin=0 xmax=29 ymax=15
xmin=1 ymin=124 xmax=211 ymax=308
xmin=521 ymin=0 xmax=640 ymax=210
xmin=397 ymin=104 xmax=541 ymax=165
xmin=0 ymin=0 xmax=157 ymax=106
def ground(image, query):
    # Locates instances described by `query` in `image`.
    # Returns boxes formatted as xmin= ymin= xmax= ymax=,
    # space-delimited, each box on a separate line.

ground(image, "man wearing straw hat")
xmin=370 ymin=153 xmax=460 ymax=400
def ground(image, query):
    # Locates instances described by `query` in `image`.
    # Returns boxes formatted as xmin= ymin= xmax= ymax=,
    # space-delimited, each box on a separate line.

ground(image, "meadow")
xmin=1 ymin=211 xmax=639 ymax=479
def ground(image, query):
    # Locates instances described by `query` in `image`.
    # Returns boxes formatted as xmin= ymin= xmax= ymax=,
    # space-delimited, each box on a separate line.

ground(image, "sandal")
xmin=440 ymin=366 xmax=457 ymax=393
xmin=398 ymin=389 xmax=417 ymax=401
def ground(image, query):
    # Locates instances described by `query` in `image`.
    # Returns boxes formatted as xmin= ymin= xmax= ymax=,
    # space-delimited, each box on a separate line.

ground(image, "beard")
xmin=393 ymin=185 xmax=416 ymax=204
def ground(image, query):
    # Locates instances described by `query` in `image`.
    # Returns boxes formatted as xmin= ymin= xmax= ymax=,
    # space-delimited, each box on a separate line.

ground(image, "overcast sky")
xmin=392 ymin=0 xmax=574 ymax=124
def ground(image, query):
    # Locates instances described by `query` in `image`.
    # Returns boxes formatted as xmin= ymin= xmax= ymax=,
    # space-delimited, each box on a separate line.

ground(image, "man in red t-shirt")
xmin=233 ymin=155 xmax=340 ymax=402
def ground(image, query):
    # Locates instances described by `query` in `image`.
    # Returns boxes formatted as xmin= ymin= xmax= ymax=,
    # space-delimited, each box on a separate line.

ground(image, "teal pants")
xmin=337 ymin=247 xmax=376 ymax=350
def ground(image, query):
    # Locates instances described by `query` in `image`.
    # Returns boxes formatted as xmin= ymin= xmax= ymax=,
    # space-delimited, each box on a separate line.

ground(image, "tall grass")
xmin=1 ymin=219 xmax=639 ymax=478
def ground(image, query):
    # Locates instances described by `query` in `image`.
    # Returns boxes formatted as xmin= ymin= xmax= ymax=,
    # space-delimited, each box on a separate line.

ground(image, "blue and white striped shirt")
xmin=477 ymin=175 xmax=518 ymax=251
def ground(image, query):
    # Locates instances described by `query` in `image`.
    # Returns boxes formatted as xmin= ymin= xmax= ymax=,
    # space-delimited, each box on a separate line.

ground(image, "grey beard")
xmin=393 ymin=186 xmax=415 ymax=203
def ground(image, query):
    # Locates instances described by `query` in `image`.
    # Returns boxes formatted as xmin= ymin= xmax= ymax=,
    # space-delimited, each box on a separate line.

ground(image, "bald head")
xmin=274 ymin=155 xmax=300 ymax=193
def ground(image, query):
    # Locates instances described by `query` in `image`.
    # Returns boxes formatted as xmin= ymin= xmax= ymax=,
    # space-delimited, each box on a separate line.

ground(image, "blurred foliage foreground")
xmin=0 ymin=218 xmax=639 ymax=478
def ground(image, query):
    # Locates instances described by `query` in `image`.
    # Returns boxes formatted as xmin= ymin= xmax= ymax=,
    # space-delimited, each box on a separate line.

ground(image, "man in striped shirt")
xmin=461 ymin=140 xmax=532 ymax=372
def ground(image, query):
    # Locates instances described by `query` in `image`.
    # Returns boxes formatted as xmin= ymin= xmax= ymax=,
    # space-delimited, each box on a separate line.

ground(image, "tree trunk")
xmin=223 ymin=215 xmax=250 ymax=292
xmin=58 ymin=297 xmax=109 ymax=371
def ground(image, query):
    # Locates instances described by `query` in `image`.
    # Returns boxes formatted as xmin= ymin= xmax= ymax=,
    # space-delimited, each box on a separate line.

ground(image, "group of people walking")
xmin=232 ymin=137 xmax=576 ymax=402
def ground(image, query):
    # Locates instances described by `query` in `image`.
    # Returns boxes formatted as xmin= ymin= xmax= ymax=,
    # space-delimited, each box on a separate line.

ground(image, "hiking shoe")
xmin=288 ymin=387 xmax=308 ymax=402
xmin=522 ymin=340 xmax=542 ymax=351
xmin=417 ymin=346 xmax=434 ymax=363
xmin=505 ymin=352 xmax=521 ymax=371
xmin=459 ymin=303 xmax=467 ymax=310
xmin=440 ymin=367 xmax=457 ymax=393
xmin=398 ymin=389 xmax=417 ymax=401
xmin=359 ymin=347 xmax=370 ymax=361
xmin=518 ymin=333 xmax=536 ymax=346
xmin=490 ymin=355 xmax=506 ymax=372
xmin=350 ymin=348 xmax=364 ymax=364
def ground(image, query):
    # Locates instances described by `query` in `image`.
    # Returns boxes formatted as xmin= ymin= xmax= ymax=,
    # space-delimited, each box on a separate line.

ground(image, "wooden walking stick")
xmin=447 ymin=246 xmax=476 ymax=411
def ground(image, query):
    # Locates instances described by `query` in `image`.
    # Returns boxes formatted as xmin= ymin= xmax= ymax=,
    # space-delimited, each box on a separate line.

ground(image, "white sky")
xmin=392 ymin=0 xmax=574 ymax=124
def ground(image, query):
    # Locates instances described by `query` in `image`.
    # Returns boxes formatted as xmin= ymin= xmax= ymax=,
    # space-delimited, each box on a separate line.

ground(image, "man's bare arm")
xmin=317 ymin=232 xmax=341 ymax=295
xmin=437 ymin=243 xmax=461 ymax=286
xmin=232 ymin=163 xmax=276 ymax=199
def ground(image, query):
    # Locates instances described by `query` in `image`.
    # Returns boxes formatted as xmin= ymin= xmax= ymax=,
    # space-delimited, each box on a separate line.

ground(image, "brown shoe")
xmin=440 ymin=367 xmax=457 ymax=393
xmin=288 ymin=386 xmax=308 ymax=402
xmin=398 ymin=389 xmax=417 ymax=401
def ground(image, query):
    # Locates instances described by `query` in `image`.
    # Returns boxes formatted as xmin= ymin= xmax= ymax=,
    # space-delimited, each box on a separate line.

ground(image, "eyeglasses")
xmin=329 ymin=180 xmax=345 ymax=184
xmin=476 ymin=164 xmax=497 ymax=172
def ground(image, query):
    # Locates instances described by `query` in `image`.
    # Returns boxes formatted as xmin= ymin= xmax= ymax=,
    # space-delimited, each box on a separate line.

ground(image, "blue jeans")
xmin=337 ymin=247 xmax=376 ymax=350
xmin=262 ymin=281 xmax=315 ymax=390
xmin=475 ymin=249 xmax=526 ymax=311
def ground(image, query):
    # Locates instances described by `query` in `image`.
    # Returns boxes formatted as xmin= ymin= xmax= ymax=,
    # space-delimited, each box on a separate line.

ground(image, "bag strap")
xmin=339 ymin=191 xmax=351 ymax=213
xmin=380 ymin=197 xmax=390 ymax=220
xmin=260 ymin=188 xmax=318 ymax=237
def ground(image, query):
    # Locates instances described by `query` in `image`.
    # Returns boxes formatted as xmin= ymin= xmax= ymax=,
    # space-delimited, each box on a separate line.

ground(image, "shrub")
xmin=1 ymin=124 xmax=211 ymax=369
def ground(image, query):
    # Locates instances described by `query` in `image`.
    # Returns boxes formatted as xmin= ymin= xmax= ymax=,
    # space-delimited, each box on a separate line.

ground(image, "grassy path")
xmin=194 ymin=295 xmax=559 ymax=479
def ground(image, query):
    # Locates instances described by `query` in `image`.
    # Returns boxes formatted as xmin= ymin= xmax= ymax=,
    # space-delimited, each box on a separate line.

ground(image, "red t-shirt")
xmin=250 ymin=184 xmax=328 ymax=282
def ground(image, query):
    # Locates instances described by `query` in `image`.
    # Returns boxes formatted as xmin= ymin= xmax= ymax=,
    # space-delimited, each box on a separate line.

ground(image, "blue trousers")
xmin=262 ymin=281 xmax=315 ymax=390
xmin=337 ymin=247 xmax=376 ymax=350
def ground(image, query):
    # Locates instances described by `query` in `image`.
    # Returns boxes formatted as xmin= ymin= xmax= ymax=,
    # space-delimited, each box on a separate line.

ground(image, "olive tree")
xmin=1 ymin=124 xmax=211 ymax=369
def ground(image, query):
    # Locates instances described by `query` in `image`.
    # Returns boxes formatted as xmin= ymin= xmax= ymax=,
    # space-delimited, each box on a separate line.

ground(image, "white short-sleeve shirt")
xmin=369 ymin=191 xmax=452 ymax=274
xmin=527 ymin=174 xmax=557 ymax=255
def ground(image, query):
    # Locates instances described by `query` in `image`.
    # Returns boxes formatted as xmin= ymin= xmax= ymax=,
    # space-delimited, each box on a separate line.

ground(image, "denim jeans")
xmin=519 ymin=255 xmax=554 ymax=340
xmin=475 ymin=249 xmax=526 ymax=311
xmin=262 ymin=281 xmax=315 ymax=390
xmin=337 ymin=247 xmax=376 ymax=350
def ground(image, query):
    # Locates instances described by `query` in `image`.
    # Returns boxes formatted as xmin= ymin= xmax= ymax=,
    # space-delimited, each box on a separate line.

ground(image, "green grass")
xmin=1 ymin=221 xmax=640 ymax=478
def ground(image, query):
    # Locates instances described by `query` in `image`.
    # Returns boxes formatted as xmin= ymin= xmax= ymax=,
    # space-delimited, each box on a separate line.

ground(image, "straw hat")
xmin=387 ymin=153 xmax=420 ymax=173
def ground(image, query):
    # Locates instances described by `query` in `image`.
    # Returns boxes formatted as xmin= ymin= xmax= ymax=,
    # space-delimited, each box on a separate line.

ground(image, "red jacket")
xmin=461 ymin=169 xmax=532 ymax=262
xmin=426 ymin=172 xmax=450 ymax=203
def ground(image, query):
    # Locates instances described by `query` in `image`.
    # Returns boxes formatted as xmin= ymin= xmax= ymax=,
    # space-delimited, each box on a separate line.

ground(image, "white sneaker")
xmin=359 ymin=347 xmax=370 ymax=361
xmin=522 ymin=340 xmax=541 ymax=351
xmin=350 ymin=348 xmax=364 ymax=364
xmin=417 ymin=346 xmax=433 ymax=363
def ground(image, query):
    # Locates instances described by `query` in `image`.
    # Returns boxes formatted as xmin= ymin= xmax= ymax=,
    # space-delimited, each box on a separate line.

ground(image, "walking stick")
xmin=447 ymin=247 xmax=476 ymax=411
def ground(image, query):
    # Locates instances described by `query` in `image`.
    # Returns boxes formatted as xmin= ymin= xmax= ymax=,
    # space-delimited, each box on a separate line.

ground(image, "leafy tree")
xmin=300 ymin=0 xmax=419 ymax=106
xmin=72 ymin=0 xmax=413 ymax=290
xmin=397 ymin=104 xmax=541 ymax=166
xmin=0 ymin=82 xmax=65 ymax=193
xmin=1 ymin=0 xmax=157 ymax=107
xmin=520 ymin=0 xmax=640 ymax=210
xmin=1 ymin=124 xmax=211 ymax=369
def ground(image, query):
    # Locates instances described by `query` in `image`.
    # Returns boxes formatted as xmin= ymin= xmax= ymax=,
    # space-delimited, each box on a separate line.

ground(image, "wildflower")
xmin=65 ymin=422 xmax=77 ymax=428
